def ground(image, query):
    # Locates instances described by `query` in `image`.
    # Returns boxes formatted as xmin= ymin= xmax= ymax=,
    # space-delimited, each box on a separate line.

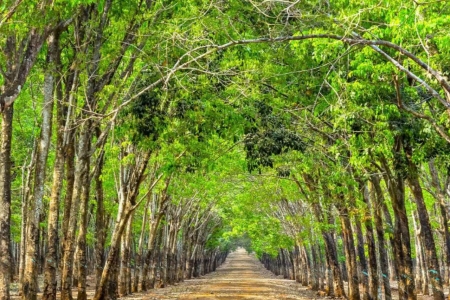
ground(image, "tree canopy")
xmin=1 ymin=1 xmax=450 ymax=300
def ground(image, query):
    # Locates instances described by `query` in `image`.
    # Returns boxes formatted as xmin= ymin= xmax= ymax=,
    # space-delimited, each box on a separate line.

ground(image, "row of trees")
xmin=1 ymin=1 xmax=450 ymax=300
xmin=207 ymin=2 xmax=450 ymax=300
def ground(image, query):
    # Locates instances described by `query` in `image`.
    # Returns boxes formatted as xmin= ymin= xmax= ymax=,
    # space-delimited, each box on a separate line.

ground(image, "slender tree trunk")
xmin=167 ymin=220 xmax=178 ymax=285
xmin=61 ymin=128 xmax=90 ymax=300
xmin=94 ymin=150 xmax=106 ymax=288
xmin=361 ymin=182 xmax=378 ymax=300
xmin=293 ymin=244 xmax=300 ymax=283
xmin=338 ymin=204 xmax=360 ymax=300
xmin=390 ymin=179 xmax=415 ymax=300
xmin=305 ymin=246 xmax=312 ymax=286
xmin=308 ymin=194 xmax=344 ymax=297
xmin=309 ymin=243 xmax=320 ymax=291
xmin=412 ymin=210 xmax=428 ymax=294
xmin=119 ymin=212 xmax=134 ymax=296
xmin=323 ymin=231 xmax=345 ymax=297
xmin=141 ymin=221 xmax=157 ymax=290
xmin=429 ymin=160 xmax=450 ymax=287
xmin=160 ymin=223 xmax=169 ymax=287
xmin=134 ymin=196 xmax=149 ymax=291
xmin=22 ymin=35 xmax=55 ymax=298
xmin=151 ymin=225 xmax=164 ymax=288
xmin=62 ymin=131 xmax=75 ymax=244
xmin=148 ymin=229 xmax=160 ymax=288
xmin=318 ymin=243 xmax=326 ymax=291
xmin=185 ymin=238 xmax=193 ymax=280
xmin=405 ymin=151 xmax=444 ymax=300
xmin=93 ymin=207 xmax=133 ymax=300
xmin=76 ymin=135 xmax=91 ymax=300
xmin=18 ymin=146 xmax=35 ymax=295
xmin=279 ymin=249 xmax=287 ymax=279
xmin=370 ymin=176 xmax=391 ymax=300
xmin=42 ymin=30 xmax=64 ymax=300
xmin=179 ymin=233 xmax=187 ymax=282
xmin=354 ymin=217 xmax=369 ymax=300
xmin=0 ymin=106 xmax=13 ymax=300
xmin=142 ymin=194 xmax=167 ymax=290
xmin=380 ymin=150 xmax=416 ymax=300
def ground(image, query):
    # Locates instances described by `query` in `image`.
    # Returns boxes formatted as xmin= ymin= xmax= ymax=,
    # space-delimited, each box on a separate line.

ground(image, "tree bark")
xmin=42 ymin=30 xmax=64 ymax=300
xmin=134 ymin=195 xmax=149 ymax=291
xmin=94 ymin=149 xmax=106 ymax=288
xmin=405 ymin=148 xmax=444 ymax=300
xmin=428 ymin=159 xmax=450 ymax=287
xmin=61 ymin=127 xmax=90 ymax=300
xmin=359 ymin=180 xmax=379 ymax=300
xmin=380 ymin=148 xmax=416 ymax=300
xmin=22 ymin=32 xmax=56 ymax=298
xmin=337 ymin=204 xmax=360 ymax=300
xmin=0 ymin=106 xmax=13 ymax=300
xmin=370 ymin=175 xmax=391 ymax=300
xmin=354 ymin=216 xmax=369 ymax=300
xmin=76 ymin=133 xmax=91 ymax=300
xmin=18 ymin=144 xmax=35 ymax=295
xmin=119 ymin=212 xmax=134 ymax=296
xmin=412 ymin=210 xmax=429 ymax=295
xmin=62 ymin=131 xmax=75 ymax=245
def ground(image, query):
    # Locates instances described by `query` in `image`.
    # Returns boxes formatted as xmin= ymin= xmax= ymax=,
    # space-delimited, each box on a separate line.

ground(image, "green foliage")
xmin=3 ymin=0 xmax=450 ymax=277
xmin=119 ymin=87 xmax=167 ymax=146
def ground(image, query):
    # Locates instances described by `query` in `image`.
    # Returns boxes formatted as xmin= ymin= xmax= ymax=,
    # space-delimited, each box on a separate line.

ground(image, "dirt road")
xmin=127 ymin=248 xmax=318 ymax=299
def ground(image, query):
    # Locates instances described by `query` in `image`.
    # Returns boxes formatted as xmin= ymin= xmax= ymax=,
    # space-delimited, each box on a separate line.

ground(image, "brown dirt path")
xmin=125 ymin=248 xmax=319 ymax=300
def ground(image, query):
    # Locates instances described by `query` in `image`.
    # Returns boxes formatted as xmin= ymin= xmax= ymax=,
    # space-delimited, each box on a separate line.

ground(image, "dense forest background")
xmin=1 ymin=0 xmax=450 ymax=300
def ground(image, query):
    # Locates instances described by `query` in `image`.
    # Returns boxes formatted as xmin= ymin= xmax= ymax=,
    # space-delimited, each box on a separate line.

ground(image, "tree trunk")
xmin=151 ymin=225 xmax=164 ymax=288
xmin=323 ymin=231 xmax=345 ymax=297
xmin=76 ymin=135 xmax=91 ymax=300
xmin=142 ymin=193 xmax=167 ymax=290
xmin=22 ymin=35 xmax=55 ymax=298
xmin=134 ymin=195 xmax=149 ymax=291
xmin=61 ymin=127 xmax=90 ymax=300
xmin=160 ymin=223 xmax=169 ymax=287
xmin=310 ymin=243 xmax=320 ymax=291
xmin=429 ymin=159 xmax=450 ymax=287
xmin=293 ymin=244 xmax=300 ymax=283
xmin=18 ymin=145 xmax=35 ymax=295
xmin=119 ymin=212 xmax=133 ymax=296
xmin=0 ymin=106 xmax=13 ymax=300
xmin=185 ymin=238 xmax=193 ymax=280
xmin=380 ymin=149 xmax=416 ymax=300
xmin=338 ymin=204 xmax=360 ymax=300
xmin=94 ymin=150 xmax=106 ymax=288
xmin=405 ymin=150 xmax=444 ymax=300
xmin=43 ymin=30 xmax=65 ymax=300
xmin=62 ymin=131 xmax=75 ymax=245
xmin=93 ymin=205 xmax=134 ymax=300
xmin=359 ymin=180 xmax=379 ymax=300
xmin=354 ymin=217 xmax=369 ymax=300
xmin=412 ymin=210 xmax=429 ymax=295
xmin=370 ymin=176 xmax=391 ymax=300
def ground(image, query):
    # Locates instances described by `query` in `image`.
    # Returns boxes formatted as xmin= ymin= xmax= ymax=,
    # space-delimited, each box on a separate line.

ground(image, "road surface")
xmin=127 ymin=248 xmax=318 ymax=299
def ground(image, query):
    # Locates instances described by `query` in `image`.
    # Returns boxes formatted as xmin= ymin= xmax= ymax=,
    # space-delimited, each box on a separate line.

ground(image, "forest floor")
xmin=124 ymin=248 xmax=325 ymax=299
